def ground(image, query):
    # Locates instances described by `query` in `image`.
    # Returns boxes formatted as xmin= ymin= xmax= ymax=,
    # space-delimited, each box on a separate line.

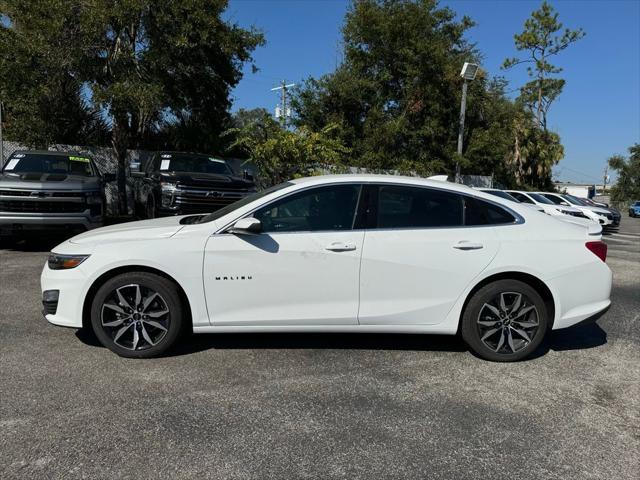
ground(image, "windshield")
xmin=2 ymin=153 xmax=95 ymax=176
xmin=159 ymin=154 xmax=233 ymax=175
xmin=196 ymin=182 xmax=294 ymax=224
xmin=529 ymin=193 xmax=555 ymax=205
xmin=481 ymin=190 xmax=519 ymax=202
xmin=563 ymin=195 xmax=586 ymax=206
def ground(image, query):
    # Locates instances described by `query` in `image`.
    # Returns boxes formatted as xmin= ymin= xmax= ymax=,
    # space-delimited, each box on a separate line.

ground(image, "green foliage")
xmin=608 ymin=144 xmax=640 ymax=205
xmin=292 ymin=0 xmax=522 ymax=185
xmin=0 ymin=1 xmax=109 ymax=147
xmin=227 ymin=116 xmax=350 ymax=187
xmin=502 ymin=0 xmax=584 ymax=130
xmin=1 ymin=0 xmax=263 ymax=212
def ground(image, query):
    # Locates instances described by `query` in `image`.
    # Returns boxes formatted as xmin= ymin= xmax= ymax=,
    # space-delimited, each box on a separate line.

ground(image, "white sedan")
xmin=41 ymin=175 xmax=612 ymax=361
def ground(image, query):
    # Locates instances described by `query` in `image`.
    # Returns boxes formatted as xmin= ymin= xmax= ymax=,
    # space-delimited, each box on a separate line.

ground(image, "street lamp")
xmin=455 ymin=62 xmax=479 ymax=183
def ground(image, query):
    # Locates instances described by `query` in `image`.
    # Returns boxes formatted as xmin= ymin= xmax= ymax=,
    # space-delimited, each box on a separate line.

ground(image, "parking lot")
xmin=0 ymin=218 xmax=638 ymax=479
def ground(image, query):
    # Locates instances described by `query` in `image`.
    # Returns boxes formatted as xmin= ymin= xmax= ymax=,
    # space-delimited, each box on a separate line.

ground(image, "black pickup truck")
xmin=132 ymin=151 xmax=256 ymax=218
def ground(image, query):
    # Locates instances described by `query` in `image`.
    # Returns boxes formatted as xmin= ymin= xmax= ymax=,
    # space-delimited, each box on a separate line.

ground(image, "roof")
xmin=289 ymin=174 xmax=478 ymax=194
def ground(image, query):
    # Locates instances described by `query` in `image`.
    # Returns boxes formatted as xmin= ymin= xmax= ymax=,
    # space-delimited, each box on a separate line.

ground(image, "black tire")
xmin=461 ymin=279 xmax=548 ymax=362
xmin=145 ymin=194 xmax=156 ymax=219
xmin=90 ymin=272 xmax=184 ymax=358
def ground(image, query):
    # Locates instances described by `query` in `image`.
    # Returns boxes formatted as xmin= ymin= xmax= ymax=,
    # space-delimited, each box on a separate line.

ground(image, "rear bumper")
xmin=547 ymin=260 xmax=613 ymax=330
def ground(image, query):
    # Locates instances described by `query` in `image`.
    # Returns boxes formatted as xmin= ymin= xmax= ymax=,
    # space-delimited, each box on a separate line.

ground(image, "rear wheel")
xmin=90 ymin=272 xmax=183 ymax=358
xmin=461 ymin=279 xmax=548 ymax=362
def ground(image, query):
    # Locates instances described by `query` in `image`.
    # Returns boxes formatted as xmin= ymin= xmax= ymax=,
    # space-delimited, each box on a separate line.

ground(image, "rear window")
xmin=464 ymin=196 xmax=516 ymax=226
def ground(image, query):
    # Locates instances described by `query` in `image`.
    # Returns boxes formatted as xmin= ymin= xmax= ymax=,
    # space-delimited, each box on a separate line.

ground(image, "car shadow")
xmin=75 ymin=322 xmax=608 ymax=361
xmin=0 ymin=234 xmax=74 ymax=252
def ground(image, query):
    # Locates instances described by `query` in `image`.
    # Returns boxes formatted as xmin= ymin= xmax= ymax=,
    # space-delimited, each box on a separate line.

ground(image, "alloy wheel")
xmin=100 ymin=284 xmax=170 ymax=351
xmin=476 ymin=291 xmax=540 ymax=355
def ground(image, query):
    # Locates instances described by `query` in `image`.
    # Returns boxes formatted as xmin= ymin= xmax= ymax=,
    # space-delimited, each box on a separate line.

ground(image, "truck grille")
xmin=0 ymin=200 xmax=87 ymax=213
xmin=173 ymin=186 xmax=249 ymax=213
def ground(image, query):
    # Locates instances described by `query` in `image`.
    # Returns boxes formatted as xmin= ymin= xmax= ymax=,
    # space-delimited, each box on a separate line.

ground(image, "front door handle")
xmin=326 ymin=241 xmax=357 ymax=252
xmin=453 ymin=241 xmax=484 ymax=251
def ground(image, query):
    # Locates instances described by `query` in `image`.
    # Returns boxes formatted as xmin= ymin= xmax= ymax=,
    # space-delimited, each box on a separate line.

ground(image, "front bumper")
xmin=0 ymin=211 xmax=102 ymax=232
xmin=40 ymin=261 xmax=89 ymax=328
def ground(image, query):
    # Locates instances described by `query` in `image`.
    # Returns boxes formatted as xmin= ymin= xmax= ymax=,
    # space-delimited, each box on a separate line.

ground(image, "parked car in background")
xmin=0 ymin=151 xmax=112 ymax=240
xmin=131 ymin=152 xmax=256 ymax=218
xmin=505 ymin=190 xmax=590 ymax=219
xmin=479 ymin=188 xmax=545 ymax=213
xmin=579 ymin=197 xmax=621 ymax=225
xmin=42 ymin=175 xmax=611 ymax=362
xmin=538 ymin=192 xmax=614 ymax=226
xmin=629 ymin=201 xmax=640 ymax=218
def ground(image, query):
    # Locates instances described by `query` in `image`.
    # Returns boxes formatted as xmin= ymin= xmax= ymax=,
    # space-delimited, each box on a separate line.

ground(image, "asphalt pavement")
xmin=1 ymin=217 xmax=639 ymax=479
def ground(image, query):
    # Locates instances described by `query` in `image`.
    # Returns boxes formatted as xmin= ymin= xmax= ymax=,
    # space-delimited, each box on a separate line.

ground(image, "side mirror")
xmin=243 ymin=169 xmax=254 ymax=181
xmin=229 ymin=217 xmax=262 ymax=235
xmin=560 ymin=201 xmax=570 ymax=206
xmin=103 ymin=173 xmax=116 ymax=183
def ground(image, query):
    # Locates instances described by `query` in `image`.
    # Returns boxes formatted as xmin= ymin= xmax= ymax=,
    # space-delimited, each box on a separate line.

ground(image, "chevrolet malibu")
xmin=41 ymin=175 xmax=612 ymax=361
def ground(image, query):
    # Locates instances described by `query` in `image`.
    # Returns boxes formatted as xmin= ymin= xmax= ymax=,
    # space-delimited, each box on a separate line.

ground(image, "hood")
xmin=581 ymin=206 xmax=611 ymax=215
xmin=161 ymin=171 xmax=254 ymax=190
xmin=69 ymin=216 xmax=186 ymax=246
xmin=0 ymin=172 xmax=101 ymax=191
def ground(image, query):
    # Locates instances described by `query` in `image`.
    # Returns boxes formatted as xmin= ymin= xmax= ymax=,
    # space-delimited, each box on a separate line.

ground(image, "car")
xmin=505 ymin=190 xmax=591 ymax=219
xmin=579 ymin=197 xmax=621 ymax=226
xmin=131 ymin=151 xmax=256 ymax=218
xmin=41 ymin=175 xmax=612 ymax=362
xmin=630 ymin=201 xmax=640 ymax=218
xmin=0 ymin=150 xmax=113 ymax=240
xmin=538 ymin=192 xmax=614 ymax=227
xmin=479 ymin=188 xmax=546 ymax=213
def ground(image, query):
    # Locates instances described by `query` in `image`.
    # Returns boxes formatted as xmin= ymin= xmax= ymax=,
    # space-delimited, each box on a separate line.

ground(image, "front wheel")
xmin=90 ymin=272 xmax=184 ymax=358
xmin=461 ymin=280 xmax=548 ymax=362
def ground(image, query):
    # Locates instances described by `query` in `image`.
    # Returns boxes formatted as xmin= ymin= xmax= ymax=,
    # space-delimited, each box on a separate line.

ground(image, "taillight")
xmin=586 ymin=241 xmax=607 ymax=262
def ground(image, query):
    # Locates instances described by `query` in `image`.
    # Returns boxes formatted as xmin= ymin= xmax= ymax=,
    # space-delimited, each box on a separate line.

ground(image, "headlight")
xmin=160 ymin=182 xmax=177 ymax=207
xmin=48 ymin=254 xmax=90 ymax=270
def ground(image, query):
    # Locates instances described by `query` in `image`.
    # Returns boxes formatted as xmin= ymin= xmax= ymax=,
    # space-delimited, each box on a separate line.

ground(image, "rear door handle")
xmin=326 ymin=241 xmax=357 ymax=252
xmin=453 ymin=241 xmax=484 ymax=250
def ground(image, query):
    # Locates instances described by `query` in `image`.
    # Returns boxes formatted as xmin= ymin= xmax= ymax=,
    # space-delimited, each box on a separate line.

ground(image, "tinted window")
xmin=254 ymin=184 xmax=361 ymax=233
xmin=541 ymin=194 xmax=566 ymax=205
xmin=464 ymin=196 xmax=516 ymax=225
xmin=376 ymin=186 xmax=463 ymax=228
xmin=528 ymin=193 xmax=555 ymax=205
xmin=508 ymin=192 xmax=534 ymax=204
xmin=158 ymin=153 xmax=233 ymax=175
xmin=482 ymin=190 xmax=519 ymax=202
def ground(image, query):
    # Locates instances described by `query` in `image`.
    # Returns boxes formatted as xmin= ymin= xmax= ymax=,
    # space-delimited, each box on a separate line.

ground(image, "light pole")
xmin=455 ymin=62 xmax=479 ymax=183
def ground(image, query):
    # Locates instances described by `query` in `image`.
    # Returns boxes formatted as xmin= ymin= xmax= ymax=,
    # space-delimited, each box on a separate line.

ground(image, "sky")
xmin=224 ymin=0 xmax=640 ymax=184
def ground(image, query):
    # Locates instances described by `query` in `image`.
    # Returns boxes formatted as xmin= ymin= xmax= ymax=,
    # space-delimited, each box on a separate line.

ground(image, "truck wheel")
xmin=145 ymin=195 xmax=156 ymax=219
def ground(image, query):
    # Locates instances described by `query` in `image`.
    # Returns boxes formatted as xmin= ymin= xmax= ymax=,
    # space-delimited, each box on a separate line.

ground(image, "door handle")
xmin=453 ymin=241 xmax=484 ymax=250
xmin=326 ymin=242 xmax=357 ymax=252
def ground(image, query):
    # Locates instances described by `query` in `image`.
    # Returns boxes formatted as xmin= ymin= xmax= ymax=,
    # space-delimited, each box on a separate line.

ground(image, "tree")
xmin=0 ymin=1 xmax=108 ymax=147
xmin=608 ymin=144 xmax=640 ymax=206
xmin=227 ymin=116 xmax=350 ymax=187
xmin=502 ymin=1 xmax=585 ymax=130
xmin=292 ymin=0 xmax=523 ymax=185
xmin=83 ymin=0 xmax=264 ymax=213
xmin=0 ymin=1 xmax=263 ymax=213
